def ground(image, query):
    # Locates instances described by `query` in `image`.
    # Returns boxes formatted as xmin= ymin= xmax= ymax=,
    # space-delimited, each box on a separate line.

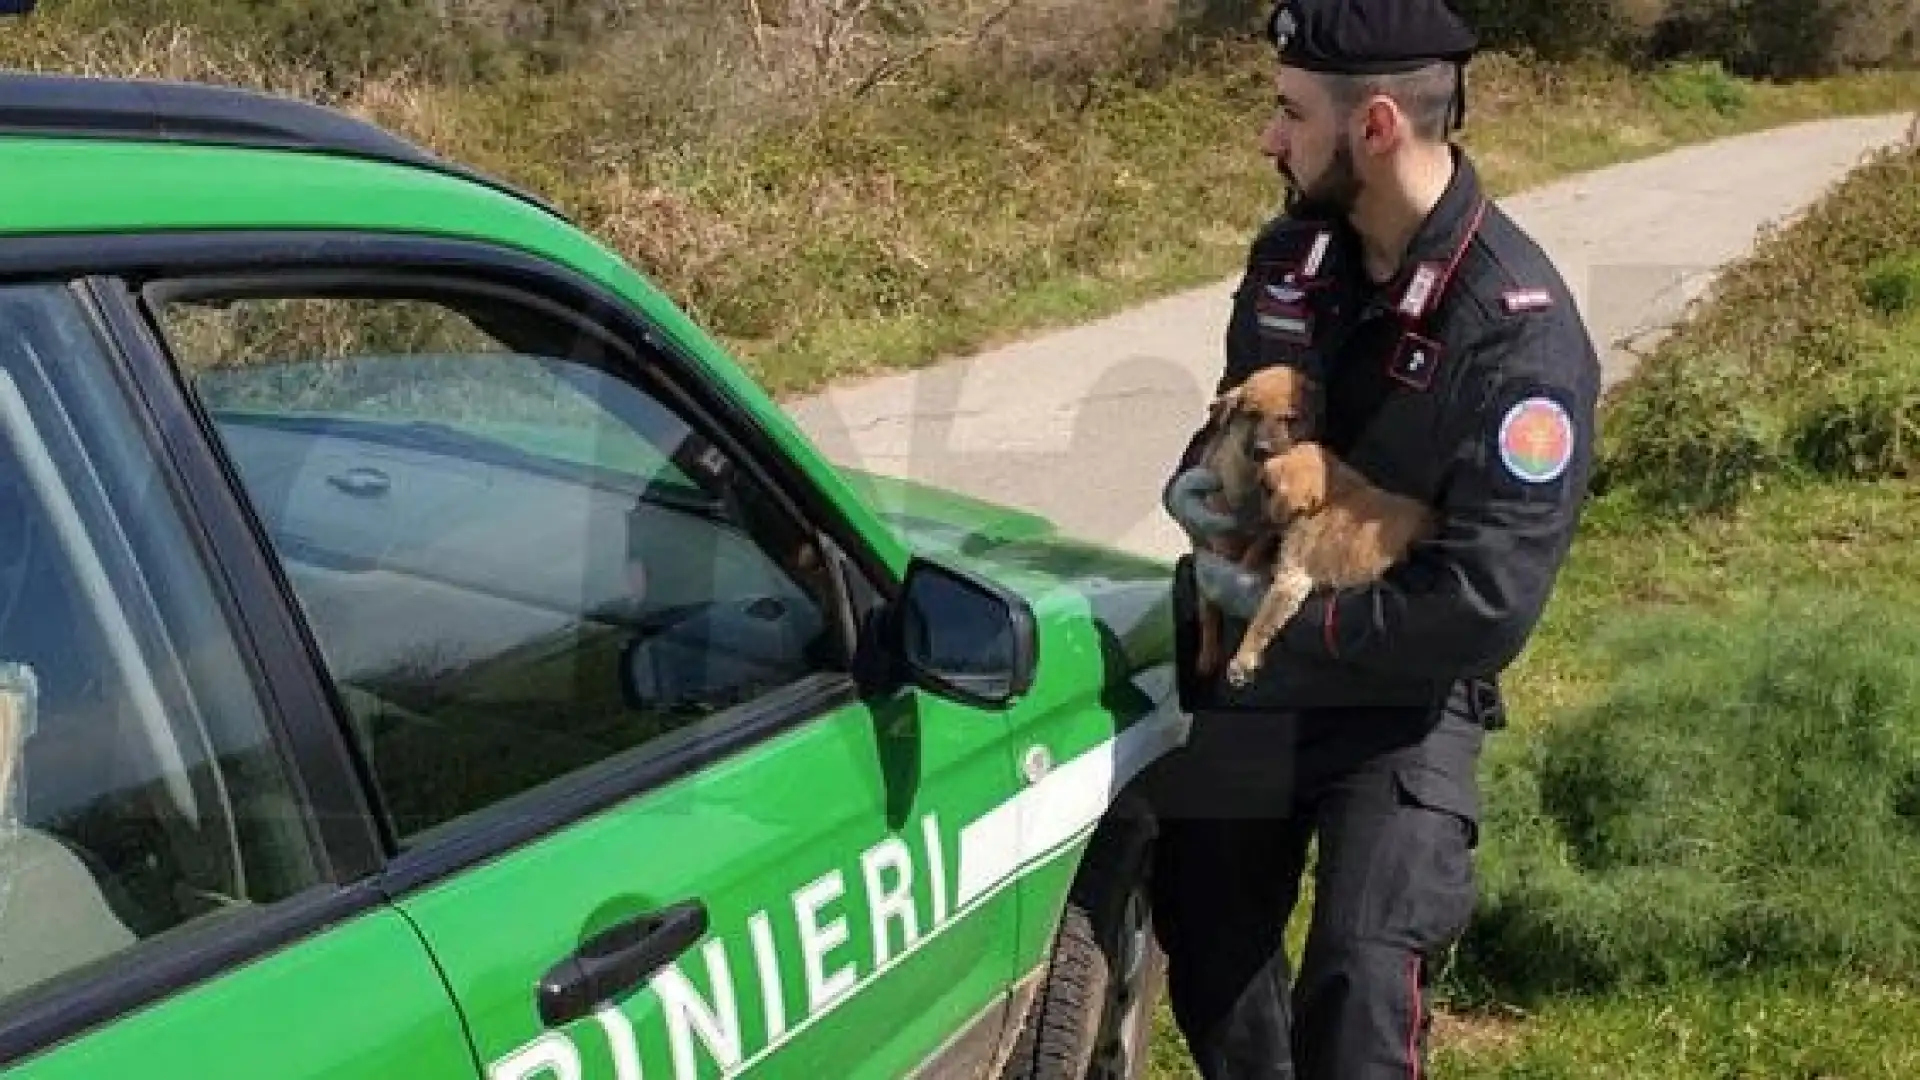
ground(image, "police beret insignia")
xmin=1270 ymin=4 xmax=1298 ymax=50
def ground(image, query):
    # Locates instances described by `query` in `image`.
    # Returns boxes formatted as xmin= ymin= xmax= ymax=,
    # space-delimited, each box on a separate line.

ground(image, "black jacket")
xmin=1173 ymin=147 xmax=1601 ymax=719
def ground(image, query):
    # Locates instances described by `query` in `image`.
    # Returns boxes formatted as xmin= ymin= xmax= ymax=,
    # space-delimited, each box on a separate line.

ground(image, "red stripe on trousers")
xmin=1407 ymin=953 xmax=1423 ymax=1080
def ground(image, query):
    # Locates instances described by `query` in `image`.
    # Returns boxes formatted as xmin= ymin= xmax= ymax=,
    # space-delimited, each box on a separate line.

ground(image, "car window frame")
xmin=0 ymin=276 xmax=393 ymax=1069
xmin=105 ymin=233 xmax=906 ymax=894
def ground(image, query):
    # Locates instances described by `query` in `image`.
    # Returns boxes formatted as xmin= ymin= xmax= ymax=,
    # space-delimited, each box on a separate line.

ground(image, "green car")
xmin=0 ymin=70 xmax=1188 ymax=1079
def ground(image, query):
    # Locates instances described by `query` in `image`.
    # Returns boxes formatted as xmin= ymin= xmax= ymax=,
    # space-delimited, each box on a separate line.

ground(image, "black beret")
xmin=1266 ymin=0 xmax=1478 ymax=74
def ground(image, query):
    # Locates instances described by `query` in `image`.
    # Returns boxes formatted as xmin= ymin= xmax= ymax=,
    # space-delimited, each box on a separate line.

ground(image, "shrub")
xmin=40 ymin=0 xmax=509 ymax=85
xmin=1593 ymin=348 xmax=1788 ymax=512
xmin=1865 ymin=253 xmax=1920 ymax=317
xmin=1451 ymin=0 xmax=1650 ymax=61
xmin=1452 ymin=0 xmax=1920 ymax=76
xmin=1453 ymin=593 xmax=1920 ymax=1003
xmin=1788 ymin=344 xmax=1920 ymax=480
xmin=1649 ymin=59 xmax=1748 ymax=114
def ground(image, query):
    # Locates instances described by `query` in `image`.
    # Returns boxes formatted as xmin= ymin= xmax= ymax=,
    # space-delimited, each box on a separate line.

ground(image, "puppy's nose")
xmin=1251 ymin=438 xmax=1276 ymax=460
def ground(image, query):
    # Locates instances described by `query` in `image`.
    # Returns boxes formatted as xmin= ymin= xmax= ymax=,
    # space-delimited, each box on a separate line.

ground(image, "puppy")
xmin=1223 ymin=441 xmax=1439 ymax=688
xmin=1186 ymin=364 xmax=1322 ymax=680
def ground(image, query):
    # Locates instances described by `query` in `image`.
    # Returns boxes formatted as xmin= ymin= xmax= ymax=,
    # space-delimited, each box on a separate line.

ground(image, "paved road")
xmin=784 ymin=114 xmax=1917 ymax=562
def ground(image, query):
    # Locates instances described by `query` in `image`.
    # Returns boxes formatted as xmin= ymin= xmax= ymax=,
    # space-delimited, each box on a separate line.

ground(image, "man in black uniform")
xmin=1144 ymin=1 xmax=1601 ymax=1077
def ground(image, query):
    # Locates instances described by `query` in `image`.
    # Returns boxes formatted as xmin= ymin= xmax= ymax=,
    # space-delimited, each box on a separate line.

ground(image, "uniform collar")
xmin=1379 ymin=145 xmax=1488 ymax=320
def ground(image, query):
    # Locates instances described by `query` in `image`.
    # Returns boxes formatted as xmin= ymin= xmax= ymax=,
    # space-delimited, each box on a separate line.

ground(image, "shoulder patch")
xmin=1502 ymin=287 xmax=1553 ymax=313
xmin=1498 ymin=396 xmax=1574 ymax=483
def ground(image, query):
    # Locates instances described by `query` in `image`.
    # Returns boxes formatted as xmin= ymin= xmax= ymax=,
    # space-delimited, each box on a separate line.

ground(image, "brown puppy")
xmin=1223 ymin=441 xmax=1439 ymax=688
xmin=1187 ymin=364 xmax=1322 ymax=680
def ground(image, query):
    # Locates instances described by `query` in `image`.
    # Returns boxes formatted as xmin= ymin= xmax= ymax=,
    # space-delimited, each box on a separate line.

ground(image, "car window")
xmin=0 ymin=285 xmax=323 ymax=1011
xmin=152 ymin=286 xmax=849 ymax=846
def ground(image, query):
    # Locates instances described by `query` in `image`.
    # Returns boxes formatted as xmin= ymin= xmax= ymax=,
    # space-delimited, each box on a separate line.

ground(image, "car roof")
xmin=0 ymin=71 xmax=566 ymax=222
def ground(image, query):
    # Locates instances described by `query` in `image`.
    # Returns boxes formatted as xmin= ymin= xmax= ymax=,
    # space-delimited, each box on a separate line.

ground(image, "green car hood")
xmin=837 ymin=468 xmax=1061 ymax=554
xmin=839 ymin=467 xmax=1177 ymax=678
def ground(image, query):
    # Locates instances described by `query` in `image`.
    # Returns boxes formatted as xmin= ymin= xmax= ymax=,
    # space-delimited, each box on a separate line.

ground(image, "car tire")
xmin=1001 ymin=837 xmax=1165 ymax=1080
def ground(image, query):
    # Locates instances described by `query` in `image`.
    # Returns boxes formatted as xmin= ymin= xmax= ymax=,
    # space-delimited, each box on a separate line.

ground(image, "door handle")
xmin=537 ymin=900 xmax=708 ymax=1027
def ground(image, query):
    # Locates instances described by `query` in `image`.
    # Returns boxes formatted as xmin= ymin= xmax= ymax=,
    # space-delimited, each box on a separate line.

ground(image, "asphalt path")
xmin=784 ymin=114 xmax=1918 ymax=561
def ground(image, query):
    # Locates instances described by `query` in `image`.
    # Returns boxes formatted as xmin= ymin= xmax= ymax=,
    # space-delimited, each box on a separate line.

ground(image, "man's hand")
xmin=1164 ymin=467 xmax=1238 ymax=543
xmin=1193 ymin=550 xmax=1271 ymax=621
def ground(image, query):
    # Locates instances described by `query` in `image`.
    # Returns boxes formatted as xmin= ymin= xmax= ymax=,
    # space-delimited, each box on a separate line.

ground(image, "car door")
xmin=138 ymin=264 xmax=1028 ymax=1079
xmin=0 ymin=281 xmax=475 ymax=1078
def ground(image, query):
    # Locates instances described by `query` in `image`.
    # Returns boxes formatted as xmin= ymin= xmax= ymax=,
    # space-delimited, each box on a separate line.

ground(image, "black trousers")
xmin=1140 ymin=689 xmax=1485 ymax=1080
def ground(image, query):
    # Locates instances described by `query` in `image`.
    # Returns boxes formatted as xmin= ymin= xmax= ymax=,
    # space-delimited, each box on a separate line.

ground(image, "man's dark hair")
xmin=1320 ymin=62 xmax=1460 ymax=142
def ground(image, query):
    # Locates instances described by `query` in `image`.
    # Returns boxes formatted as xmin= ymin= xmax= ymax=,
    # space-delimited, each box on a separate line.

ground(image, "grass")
xmin=1433 ymin=973 xmax=1920 ymax=1078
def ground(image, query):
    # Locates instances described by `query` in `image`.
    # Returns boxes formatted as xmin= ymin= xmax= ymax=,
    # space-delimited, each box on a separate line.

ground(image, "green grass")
xmin=1433 ymin=973 xmax=1920 ymax=1078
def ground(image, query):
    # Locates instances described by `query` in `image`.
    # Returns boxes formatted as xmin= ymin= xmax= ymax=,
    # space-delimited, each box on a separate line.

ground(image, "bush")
xmin=1452 ymin=0 xmax=1920 ymax=76
xmin=1865 ymin=253 xmax=1920 ymax=316
xmin=1450 ymin=0 xmax=1649 ymax=60
xmin=1454 ymin=593 xmax=1920 ymax=1003
xmin=1788 ymin=345 xmax=1920 ymax=480
xmin=1649 ymin=59 xmax=1748 ymax=114
xmin=1592 ymin=348 xmax=1788 ymax=512
xmin=40 ymin=0 xmax=510 ymax=85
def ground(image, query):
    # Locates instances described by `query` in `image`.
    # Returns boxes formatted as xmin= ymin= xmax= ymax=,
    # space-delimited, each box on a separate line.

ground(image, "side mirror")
xmin=881 ymin=557 xmax=1037 ymax=709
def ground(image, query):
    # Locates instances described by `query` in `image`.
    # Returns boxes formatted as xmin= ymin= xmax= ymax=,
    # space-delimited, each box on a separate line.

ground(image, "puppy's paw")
xmin=1264 ymin=444 xmax=1329 ymax=518
xmin=1226 ymin=653 xmax=1260 ymax=688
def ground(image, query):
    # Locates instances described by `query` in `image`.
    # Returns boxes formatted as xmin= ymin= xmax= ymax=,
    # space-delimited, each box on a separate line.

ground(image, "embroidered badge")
xmin=1498 ymin=397 xmax=1575 ymax=483
xmin=1398 ymin=263 xmax=1442 ymax=318
xmin=1502 ymin=287 xmax=1553 ymax=313
xmin=1387 ymin=332 xmax=1444 ymax=391
xmin=1257 ymin=306 xmax=1312 ymax=344
xmin=1254 ymin=269 xmax=1314 ymax=345
xmin=1264 ymin=280 xmax=1307 ymax=305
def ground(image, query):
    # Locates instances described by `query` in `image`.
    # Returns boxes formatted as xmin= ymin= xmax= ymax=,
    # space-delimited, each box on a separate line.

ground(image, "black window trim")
xmin=97 ymin=234 xmax=904 ymax=887
xmin=83 ymin=277 xmax=388 ymax=877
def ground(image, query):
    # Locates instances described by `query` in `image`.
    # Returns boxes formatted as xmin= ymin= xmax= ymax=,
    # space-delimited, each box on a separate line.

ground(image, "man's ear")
xmin=1359 ymin=95 xmax=1401 ymax=153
